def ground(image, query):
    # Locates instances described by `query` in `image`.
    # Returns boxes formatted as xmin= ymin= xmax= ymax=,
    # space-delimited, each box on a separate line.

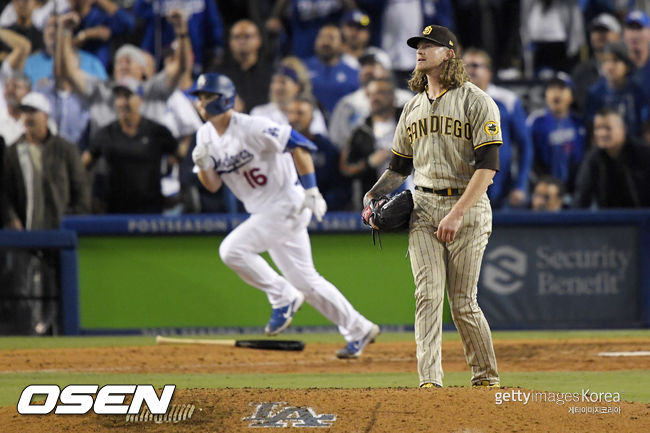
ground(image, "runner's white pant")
xmin=219 ymin=209 xmax=373 ymax=342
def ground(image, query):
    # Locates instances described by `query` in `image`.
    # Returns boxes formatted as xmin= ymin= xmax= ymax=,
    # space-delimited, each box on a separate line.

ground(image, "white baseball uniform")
xmin=195 ymin=112 xmax=374 ymax=342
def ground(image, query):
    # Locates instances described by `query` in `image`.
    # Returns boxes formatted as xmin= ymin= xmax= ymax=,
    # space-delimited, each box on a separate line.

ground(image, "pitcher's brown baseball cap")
xmin=407 ymin=25 xmax=458 ymax=53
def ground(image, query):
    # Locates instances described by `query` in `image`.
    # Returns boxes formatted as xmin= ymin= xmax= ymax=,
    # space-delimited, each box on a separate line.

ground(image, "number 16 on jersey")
xmin=243 ymin=168 xmax=267 ymax=188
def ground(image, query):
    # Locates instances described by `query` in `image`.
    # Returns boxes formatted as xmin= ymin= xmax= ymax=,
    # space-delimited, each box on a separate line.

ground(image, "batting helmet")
xmin=191 ymin=73 xmax=236 ymax=116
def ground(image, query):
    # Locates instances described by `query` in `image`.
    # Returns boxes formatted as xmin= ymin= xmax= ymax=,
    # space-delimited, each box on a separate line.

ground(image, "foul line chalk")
xmin=597 ymin=351 xmax=650 ymax=357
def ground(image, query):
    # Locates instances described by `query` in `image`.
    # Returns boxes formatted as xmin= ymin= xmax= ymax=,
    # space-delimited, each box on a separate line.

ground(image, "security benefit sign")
xmin=478 ymin=226 xmax=639 ymax=327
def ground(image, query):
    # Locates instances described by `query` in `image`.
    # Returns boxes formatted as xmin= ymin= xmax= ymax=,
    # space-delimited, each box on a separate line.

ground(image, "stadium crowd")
xmin=1 ymin=0 xmax=650 ymax=229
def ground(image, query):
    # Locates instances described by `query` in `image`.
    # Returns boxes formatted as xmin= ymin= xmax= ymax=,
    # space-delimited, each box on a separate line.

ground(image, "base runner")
xmin=191 ymin=73 xmax=379 ymax=359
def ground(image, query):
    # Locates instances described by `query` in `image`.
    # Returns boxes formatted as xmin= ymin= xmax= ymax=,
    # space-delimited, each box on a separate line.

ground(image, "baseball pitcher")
xmin=191 ymin=73 xmax=379 ymax=358
xmin=364 ymin=25 xmax=501 ymax=387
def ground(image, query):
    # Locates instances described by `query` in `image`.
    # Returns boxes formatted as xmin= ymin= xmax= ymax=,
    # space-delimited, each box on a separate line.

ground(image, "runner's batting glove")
xmin=301 ymin=187 xmax=327 ymax=222
xmin=192 ymin=143 xmax=214 ymax=171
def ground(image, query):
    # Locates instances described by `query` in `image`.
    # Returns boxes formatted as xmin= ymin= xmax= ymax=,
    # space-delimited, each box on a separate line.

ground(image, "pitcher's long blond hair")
xmin=408 ymin=55 xmax=469 ymax=94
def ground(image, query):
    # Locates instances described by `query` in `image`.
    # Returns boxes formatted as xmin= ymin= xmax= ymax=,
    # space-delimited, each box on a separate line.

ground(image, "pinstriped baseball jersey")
xmin=394 ymin=82 xmax=501 ymax=388
xmin=391 ymin=81 xmax=503 ymax=190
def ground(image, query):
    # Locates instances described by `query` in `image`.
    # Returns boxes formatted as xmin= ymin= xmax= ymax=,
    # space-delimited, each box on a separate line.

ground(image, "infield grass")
xmin=1 ymin=329 xmax=649 ymax=350
xmin=1 ymin=330 xmax=649 ymax=407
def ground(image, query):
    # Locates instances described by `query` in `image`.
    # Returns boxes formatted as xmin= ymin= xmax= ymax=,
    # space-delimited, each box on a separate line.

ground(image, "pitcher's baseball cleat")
xmin=336 ymin=324 xmax=381 ymax=359
xmin=472 ymin=380 xmax=501 ymax=388
xmin=265 ymin=292 xmax=304 ymax=336
xmin=420 ymin=382 xmax=442 ymax=389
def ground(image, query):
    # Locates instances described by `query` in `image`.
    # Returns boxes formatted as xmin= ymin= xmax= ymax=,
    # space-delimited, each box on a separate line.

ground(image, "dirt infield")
xmin=2 ymin=338 xmax=650 ymax=432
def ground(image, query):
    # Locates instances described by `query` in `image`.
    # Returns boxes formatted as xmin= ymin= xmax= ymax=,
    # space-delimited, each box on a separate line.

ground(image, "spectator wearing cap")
xmin=212 ymin=19 xmax=273 ymax=113
xmin=585 ymin=41 xmax=649 ymax=137
xmin=340 ymin=9 xmax=372 ymax=70
xmin=329 ymin=47 xmax=413 ymax=150
xmin=574 ymin=107 xmax=650 ymax=208
xmin=134 ymin=0 xmax=224 ymax=75
xmin=463 ymin=47 xmax=534 ymax=209
xmin=531 ymin=175 xmax=565 ymax=212
xmin=306 ymin=25 xmax=359 ymax=116
xmin=287 ymin=95 xmax=351 ymax=210
xmin=66 ymin=0 xmax=135 ymax=69
xmin=2 ymin=92 xmax=89 ymax=230
xmin=81 ymin=79 xmax=179 ymax=214
xmin=58 ymin=9 xmax=191 ymax=137
xmin=571 ymin=13 xmax=621 ymax=116
xmin=0 ymin=70 xmax=31 ymax=145
xmin=527 ymin=73 xmax=586 ymax=193
xmin=623 ymin=10 xmax=650 ymax=100
xmin=250 ymin=56 xmax=328 ymax=136
xmin=23 ymin=15 xmax=107 ymax=88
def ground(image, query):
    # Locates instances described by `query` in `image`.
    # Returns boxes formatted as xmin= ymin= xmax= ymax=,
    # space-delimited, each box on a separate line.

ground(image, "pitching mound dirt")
xmin=3 ymin=388 xmax=649 ymax=433
xmin=1 ymin=338 xmax=649 ymax=432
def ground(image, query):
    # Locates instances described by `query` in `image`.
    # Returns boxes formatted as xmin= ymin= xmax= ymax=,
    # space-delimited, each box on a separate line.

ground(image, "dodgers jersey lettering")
xmin=195 ymin=112 xmax=303 ymax=213
xmin=392 ymin=81 xmax=503 ymax=189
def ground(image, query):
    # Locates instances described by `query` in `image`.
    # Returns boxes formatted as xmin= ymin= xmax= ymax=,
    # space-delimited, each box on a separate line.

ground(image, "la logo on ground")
xmin=243 ymin=402 xmax=337 ymax=428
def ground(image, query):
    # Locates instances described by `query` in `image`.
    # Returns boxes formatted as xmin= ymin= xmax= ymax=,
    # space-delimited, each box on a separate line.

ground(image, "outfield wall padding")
xmin=8 ymin=209 xmax=644 ymax=334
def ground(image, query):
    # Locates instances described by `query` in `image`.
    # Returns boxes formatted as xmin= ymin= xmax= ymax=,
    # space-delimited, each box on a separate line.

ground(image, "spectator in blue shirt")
xmin=585 ymin=41 xmax=649 ymax=136
xmin=528 ymin=73 xmax=587 ymax=192
xmin=287 ymin=95 xmax=351 ymax=210
xmin=134 ymin=0 xmax=224 ymax=75
xmin=266 ymin=0 xmax=344 ymax=59
xmin=306 ymin=25 xmax=359 ymax=116
xmin=464 ymin=47 xmax=534 ymax=209
xmin=67 ymin=0 xmax=135 ymax=69
xmin=34 ymin=50 xmax=92 ymax=149
xmin=623 ymin=10 xmax=650 ymax=101
xmin=24 ymin=16 xmax=107 ymax=87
